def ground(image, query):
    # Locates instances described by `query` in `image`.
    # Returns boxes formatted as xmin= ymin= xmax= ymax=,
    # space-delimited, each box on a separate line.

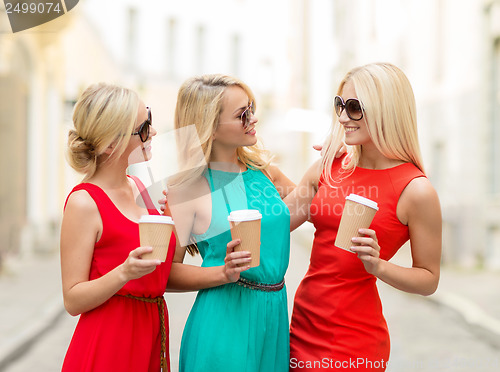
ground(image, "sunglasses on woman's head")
xmin=239 ymin=102 xmax=255 ymax=129
xmin=334 ymin=96 xmax=364 ymax=121
xmin=132 ymin=107 xmax=152 ymax=142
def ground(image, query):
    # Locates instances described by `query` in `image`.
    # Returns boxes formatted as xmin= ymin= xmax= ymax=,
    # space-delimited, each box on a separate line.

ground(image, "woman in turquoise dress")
xmin=165 ymin=74 xmax=295 ymax=372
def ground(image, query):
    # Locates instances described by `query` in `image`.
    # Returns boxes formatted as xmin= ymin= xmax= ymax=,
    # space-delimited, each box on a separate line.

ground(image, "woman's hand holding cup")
xmin=118 ymin=246 xmax=161 ymax=282
xmin=223 ymin=239 xmax=251 ymax=283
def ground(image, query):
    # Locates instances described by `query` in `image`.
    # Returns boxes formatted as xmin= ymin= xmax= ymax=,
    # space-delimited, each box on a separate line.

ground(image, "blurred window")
xmin=195 ymin=24 xmax=206 ymax=74
xmin=127 ymin=7 xmax=138 ymax=71
xmin=167 ymin=18 xmax=177 ymax=79
xmin=491 ymin=38 xmax=500 ymax=194
xmin=231 ymin=33 xmax=241 ymax=77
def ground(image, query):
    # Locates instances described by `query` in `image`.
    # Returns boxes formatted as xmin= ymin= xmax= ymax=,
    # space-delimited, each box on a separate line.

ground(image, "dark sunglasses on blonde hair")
xmin=334 ymin=96 xmax=364 ymax=121
xmin=132 ymin=107 xmax=152 ymax=142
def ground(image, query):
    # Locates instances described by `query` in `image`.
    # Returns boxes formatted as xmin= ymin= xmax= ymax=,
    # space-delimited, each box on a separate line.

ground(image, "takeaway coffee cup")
xmin=139 ymin=215 xmax=175 ymax=261
xmin=228 ymin=209 xmax=262 ymax=267
xmin=334 ymin=194 xmax=378 ymax=252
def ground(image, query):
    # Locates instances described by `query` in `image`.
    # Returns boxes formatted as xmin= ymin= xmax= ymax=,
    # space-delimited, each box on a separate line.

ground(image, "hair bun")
xmin=67 ymin=129 xmax=98 ymax=174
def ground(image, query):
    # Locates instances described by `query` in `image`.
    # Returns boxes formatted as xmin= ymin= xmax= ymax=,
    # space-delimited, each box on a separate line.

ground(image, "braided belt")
xmin=236 ymin=277 xmax=285 ymax=292
xmin=116 ymin=294 xmax=168 ymax=371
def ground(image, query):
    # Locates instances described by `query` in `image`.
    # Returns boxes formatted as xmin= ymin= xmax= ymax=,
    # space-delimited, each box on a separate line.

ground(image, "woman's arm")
xmin=351 ymin=177 xmax=442 ymax=296
xmin=284 ymin=159 xmax=322 ymax=231
xmin=266 ymin=165 xmax=296 ymax=199
xmin=165 ymin=184 xmax=251 ymax=292
xmin=61 ymin=191 xmax=160 ymax=316
xmin=166 ymin=239 xmax=251 ymax=291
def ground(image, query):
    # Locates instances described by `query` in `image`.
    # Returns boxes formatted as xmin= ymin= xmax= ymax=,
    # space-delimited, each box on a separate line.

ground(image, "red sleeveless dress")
xmin=61 ymin=175 xmax=176 ymax=372
xmin=289 ymin=157 xmax=424 ymax=371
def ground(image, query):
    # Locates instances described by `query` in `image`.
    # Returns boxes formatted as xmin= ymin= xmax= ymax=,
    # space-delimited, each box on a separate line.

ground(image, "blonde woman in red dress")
xmin=286 ymin=63 xmax=442 ymax=371
xmin=61 ymin=83 xmax=175 ymax=371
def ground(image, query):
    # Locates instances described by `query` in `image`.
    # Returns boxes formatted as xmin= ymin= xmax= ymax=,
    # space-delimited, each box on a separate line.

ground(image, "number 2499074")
xmin=5 ymin=2 xmax=63 ymax=14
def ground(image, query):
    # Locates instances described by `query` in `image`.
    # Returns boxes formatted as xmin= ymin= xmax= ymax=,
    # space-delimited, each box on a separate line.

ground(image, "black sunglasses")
xmin=239 ymin=102 xmax=255 ymax=129
xmin=334 ymin=96 xmax=364 ymax=121
xmin=132 ymin=107 xmax=152 ymax=142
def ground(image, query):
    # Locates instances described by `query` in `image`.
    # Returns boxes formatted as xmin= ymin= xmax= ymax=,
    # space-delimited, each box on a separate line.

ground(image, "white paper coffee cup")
xmin=228 ymin=210 xmax=262 ymax=267
xmin=139 ymin=215 xmax=175 ymax=261
xmin=334 ymin=194 xmax=378 ymax=252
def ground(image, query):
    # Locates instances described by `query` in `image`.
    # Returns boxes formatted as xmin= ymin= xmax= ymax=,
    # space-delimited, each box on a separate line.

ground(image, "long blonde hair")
xmin=321 ymin=62 xmax=424 ymax=186
xmin=169 ymin=74 xmax=271 ymax=187
xmin=170 ymin=74 xmax=272 ymax=255
xmin=67 ymin=83 xmax=139 ymax=178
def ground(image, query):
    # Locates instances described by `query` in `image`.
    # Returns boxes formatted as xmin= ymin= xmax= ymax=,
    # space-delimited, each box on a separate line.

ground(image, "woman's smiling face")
xmin=212 ymin=86 xmax=258 ymax=149
xmin=339 ymin=80 xmax=372 ymax=147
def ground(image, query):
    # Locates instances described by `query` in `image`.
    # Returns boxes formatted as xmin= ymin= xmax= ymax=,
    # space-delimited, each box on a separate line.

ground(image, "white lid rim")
xmin=139 ymin=215 xmax=175 ymax=224
xmin=345 ymin=194 xmax=379 ymax=210
xmin=227 ymin=209 xmax=262 ymax=222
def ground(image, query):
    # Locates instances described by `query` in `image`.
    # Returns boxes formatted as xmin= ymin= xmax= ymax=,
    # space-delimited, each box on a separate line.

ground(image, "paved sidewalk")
xmin=0 ymin=252 xmax=65 ymax=370
xmin=387 ymin=243 xmax=500 ymax=349
xmin=429 ymin=267 xmax=500 ymax=348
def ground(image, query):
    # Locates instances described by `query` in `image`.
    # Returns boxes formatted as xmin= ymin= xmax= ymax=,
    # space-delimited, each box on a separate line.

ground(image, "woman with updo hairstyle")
xmin=61 ymin=82 xmax=176 ymax=372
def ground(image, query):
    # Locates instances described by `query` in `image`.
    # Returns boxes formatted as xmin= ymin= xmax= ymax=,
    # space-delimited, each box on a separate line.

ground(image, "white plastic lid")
xmin=345 ymin=194 xmax=379 ymax=210
xmin=139 ymin=215 xmax=175 ymax=224
xmin=227 ymin=209 xmax=262 ymax=222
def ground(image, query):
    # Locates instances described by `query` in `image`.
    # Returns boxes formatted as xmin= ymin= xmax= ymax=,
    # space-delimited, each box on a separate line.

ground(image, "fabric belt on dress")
xmin=236 ymin=277 xmax=285 ymax=292
xmin=116 ymin=294 xmax=168 ymax=372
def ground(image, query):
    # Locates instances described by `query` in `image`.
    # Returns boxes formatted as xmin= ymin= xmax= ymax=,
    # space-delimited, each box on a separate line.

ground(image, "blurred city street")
xmin=1 ymin=228 xmax=499 ymax=372
xmin=1 ymin=1 xmax=500 ymax=371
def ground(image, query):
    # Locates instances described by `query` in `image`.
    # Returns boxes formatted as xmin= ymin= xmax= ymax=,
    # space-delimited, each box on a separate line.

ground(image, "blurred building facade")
xmin=0 ymin=3 xmax=121 ymax=264
xmin=1 ymin=0 xmax=499 ymax=270
xmin=279 ymin=0 xmax=500 ymax=269
xmin=0 ymin=7 xmax=71 ymax=263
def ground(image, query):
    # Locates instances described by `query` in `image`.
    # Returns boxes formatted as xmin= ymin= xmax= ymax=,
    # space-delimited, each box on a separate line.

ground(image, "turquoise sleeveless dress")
xmin=179 ymin=167 xmax=290 ymax=372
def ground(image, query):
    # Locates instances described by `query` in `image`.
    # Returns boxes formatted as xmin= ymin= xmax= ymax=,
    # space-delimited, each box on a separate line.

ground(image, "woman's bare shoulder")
xmin=65 ymin=189 xmax=99 ymax=214
xmin=398 ymin=176 xmax=441 ymax=225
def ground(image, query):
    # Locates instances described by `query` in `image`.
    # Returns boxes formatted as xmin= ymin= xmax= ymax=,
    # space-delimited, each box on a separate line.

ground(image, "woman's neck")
xmin=86 ymin=157 xmax=130 ymax=189
xmin=209 ymin=145 xmax=246 ymax=172
xmin=357 ymin=145 xmax=404 ymax=170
